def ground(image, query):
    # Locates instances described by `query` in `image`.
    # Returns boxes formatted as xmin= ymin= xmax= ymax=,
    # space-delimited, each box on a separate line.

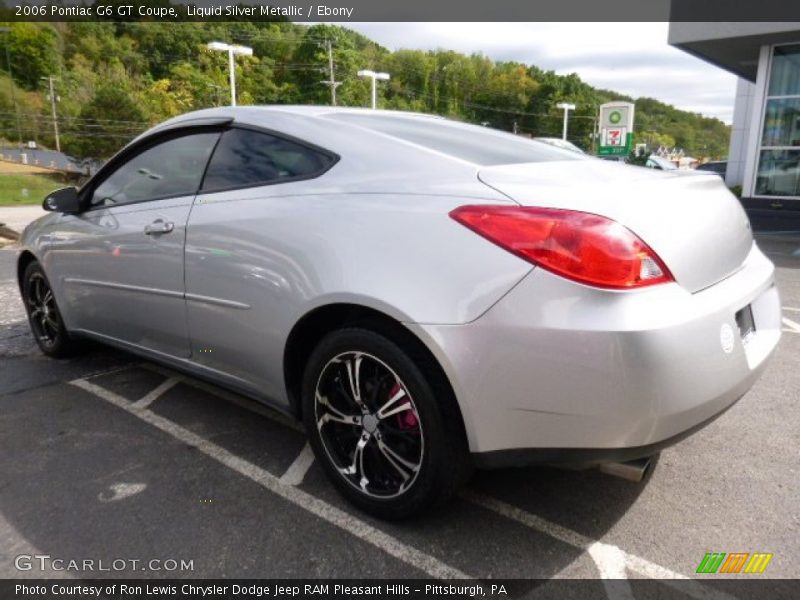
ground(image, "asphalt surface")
xmin=0 ymin=237 xmax=798 ymax=592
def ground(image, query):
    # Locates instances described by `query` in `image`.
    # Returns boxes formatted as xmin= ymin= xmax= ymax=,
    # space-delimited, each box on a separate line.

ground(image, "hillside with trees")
xmin=0 ymin=20 xmax=731 ymax=160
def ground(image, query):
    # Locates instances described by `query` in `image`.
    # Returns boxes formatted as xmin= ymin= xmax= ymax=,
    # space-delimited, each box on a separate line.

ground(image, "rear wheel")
xmin=302 ymin=328 xmax=471 ymax=519
xmin=22 ymin=261 xmax=81 ymax=358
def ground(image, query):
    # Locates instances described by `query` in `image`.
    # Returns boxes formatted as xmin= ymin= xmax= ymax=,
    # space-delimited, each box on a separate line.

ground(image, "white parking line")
xmin=783 ymin=306 xmax=800 ymax=312
xmin=279 ymin=442 xmax=316 ymax=486
xmin=462 ymin=491 xmax=737 ymax=600
xmin=131 ymin=377 xmax=179 ymax=410
xmin=782 ymin=316 xmax=800 ymax=333
xmin=69 ymin=378 xmax=470 ymax=580
xmin=588 ymin=543 xmax=634 ymax=600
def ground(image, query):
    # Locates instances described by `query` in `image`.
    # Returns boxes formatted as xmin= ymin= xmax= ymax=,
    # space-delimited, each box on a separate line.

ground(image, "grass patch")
xmin=0 ymin=173 xmax=66 ymax=206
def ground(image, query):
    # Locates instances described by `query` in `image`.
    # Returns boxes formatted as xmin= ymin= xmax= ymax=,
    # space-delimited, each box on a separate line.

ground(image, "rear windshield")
xmin=326 ymin=113 xmax=582 ymax=166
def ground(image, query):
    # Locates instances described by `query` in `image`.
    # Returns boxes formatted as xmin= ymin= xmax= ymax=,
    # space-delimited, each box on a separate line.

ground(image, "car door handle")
xmin=144 ymin=220 xmax=174 ymax=235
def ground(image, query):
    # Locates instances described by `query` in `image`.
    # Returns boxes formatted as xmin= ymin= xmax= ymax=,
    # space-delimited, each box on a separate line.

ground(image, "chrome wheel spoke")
xmin=35 ymin=277 xmax=45 ymax=304
xmin=375 ymin=384 xmax=412 ymax=420
xmin=342 ymin=354 xmax=365 ymax=409
xmin=376 ymin=435 xmax=419 ymax=481
xmin=316 ymin=392 xmax=361 ymax=430
xmin=41 ymin=315 xmax=55 ymax=338
xmin=340 ymin=434 xmax=370 ymax=490
xmin=379 ymin=401 xmax=412 ymax=419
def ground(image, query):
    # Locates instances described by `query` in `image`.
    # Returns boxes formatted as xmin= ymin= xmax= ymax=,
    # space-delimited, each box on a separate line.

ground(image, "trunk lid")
xmin=478 ymin=160 xmax=753 ymax=293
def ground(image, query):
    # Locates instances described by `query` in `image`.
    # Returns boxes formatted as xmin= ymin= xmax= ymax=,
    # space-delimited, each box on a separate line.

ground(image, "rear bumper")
xmin=472 ymin=396 xmax=741 ymax=468
xmin=408 ymin=242 xmax=782 ymax=459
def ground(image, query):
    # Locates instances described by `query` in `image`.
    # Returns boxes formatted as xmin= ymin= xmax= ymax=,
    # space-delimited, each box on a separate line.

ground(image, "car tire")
xmin=22 ymin=261 xmax=82 ymax=358
xmin=302 ymin=327 xmax=472 ymax=519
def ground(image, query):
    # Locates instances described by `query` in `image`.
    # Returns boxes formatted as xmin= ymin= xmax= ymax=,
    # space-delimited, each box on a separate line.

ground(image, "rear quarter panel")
xmin=183 ymin=184 xmax=530 ymax=404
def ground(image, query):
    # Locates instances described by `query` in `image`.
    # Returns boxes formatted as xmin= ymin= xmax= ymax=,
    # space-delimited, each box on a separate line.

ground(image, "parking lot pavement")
xmin=0 ymin=205 xmax=47 ymax=240
xmin=1 ymin=237 xmax=798 ymax=592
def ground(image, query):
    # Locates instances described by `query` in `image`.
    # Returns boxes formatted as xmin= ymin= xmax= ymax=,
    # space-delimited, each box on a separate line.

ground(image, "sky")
xmin=335 ymin=22 xmax=737 ymax=123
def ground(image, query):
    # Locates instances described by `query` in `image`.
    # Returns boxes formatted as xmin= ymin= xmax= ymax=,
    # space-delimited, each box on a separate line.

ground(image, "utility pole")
xmin=320 ymin=40 xmax=341 ymax=106
xmin=41 ymin=76 xmax=60 ymax=152
xmin=0 ymin=27 xmax=22 ymax=147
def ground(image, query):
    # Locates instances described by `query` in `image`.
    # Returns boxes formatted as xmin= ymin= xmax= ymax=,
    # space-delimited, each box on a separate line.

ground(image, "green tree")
xmin=68 ymin=84 xmax=147 ymax=159
xmin=2 ymin=23 xmax=60 ymax=90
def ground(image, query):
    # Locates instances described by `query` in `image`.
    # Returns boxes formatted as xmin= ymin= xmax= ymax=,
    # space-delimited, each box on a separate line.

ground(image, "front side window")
xmin=756 ymin=44 xmax=800 ymax=198
xmin=90 ymin=132 xmax=220 ymax=208
xmin=201 ymin=128 xmax=334 ymax=192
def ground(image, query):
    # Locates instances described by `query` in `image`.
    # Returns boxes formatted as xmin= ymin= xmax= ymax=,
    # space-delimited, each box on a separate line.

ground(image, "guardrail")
xmin=0 ymin=153 xmax=79 ymax=173
xmin=0 ymin=156 xmax=87 ymax=185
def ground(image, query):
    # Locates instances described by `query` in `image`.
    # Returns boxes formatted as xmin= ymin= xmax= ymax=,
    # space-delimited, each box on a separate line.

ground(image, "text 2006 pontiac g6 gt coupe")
xmin=19 ymin=107 xmax=781 ymax=518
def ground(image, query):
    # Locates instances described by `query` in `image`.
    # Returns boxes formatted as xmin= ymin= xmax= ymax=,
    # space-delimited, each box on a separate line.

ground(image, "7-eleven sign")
xmin=605 ymin=127 xmax=626 ymax=146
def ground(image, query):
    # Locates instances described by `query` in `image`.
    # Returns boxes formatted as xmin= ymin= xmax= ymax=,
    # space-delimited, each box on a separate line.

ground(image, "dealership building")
xmin=669 ymin=23 xmax=800 ymax=230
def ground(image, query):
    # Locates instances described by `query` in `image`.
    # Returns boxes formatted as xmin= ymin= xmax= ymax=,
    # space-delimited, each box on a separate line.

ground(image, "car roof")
xmin=166 ymin=105 xmax=446 ymax=123
xmin=135 ymin=106 xmax=448 ymax=148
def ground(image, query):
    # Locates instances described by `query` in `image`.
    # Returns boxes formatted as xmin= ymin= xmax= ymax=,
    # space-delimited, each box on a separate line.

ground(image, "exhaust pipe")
xmin=599 ymin=457 xmax=652 ymax=482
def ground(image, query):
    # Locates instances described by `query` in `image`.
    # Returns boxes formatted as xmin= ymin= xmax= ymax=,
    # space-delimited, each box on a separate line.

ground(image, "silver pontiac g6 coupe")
xmin=18 ymin=107 xmax=781 ymax=518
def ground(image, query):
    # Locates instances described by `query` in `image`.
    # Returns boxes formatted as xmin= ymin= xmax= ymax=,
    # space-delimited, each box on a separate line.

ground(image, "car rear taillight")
xmin=449 ymin=205 xmax=673 ymax=289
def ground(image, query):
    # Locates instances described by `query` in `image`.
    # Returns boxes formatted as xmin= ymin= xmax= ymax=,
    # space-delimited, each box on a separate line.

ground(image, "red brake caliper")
xmin=389 ymin=383 xmax=418 ymax=431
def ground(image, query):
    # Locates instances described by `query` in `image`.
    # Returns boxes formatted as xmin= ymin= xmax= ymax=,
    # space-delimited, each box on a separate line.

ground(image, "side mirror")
xmin=43 ymin=187 xmax=81 ymax=213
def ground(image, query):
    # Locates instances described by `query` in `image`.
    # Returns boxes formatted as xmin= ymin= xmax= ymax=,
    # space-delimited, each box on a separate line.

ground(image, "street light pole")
xmin=357 ymin=69 xmax=390 ymax=109
xmin=556 ymin=102 xmax=576 ymax=141
xmin=0 ymin=27 xmax=22 ymax=146
xmin=207 ymin=41 xmax=253 ymax=107
xmin=227 ymin=46 xmax=236 ymax=105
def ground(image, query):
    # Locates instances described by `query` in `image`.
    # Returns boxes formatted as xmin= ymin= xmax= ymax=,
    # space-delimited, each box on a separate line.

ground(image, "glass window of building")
xmin=756 ymin=44 xmax=800 ymax=198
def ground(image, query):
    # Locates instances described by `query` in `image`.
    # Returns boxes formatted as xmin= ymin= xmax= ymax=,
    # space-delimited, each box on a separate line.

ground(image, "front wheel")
xmin=302 ymin=327 xmax=471 ymax=519
xmin=22 ymin=261 xmax=81 ymax=358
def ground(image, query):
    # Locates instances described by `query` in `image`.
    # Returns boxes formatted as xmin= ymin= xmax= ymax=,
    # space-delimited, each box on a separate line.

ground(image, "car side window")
xmin=89 ymin=132 xmax=220 ymax=208
xmin=201 ymin=128 xmax=334 ymax=192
